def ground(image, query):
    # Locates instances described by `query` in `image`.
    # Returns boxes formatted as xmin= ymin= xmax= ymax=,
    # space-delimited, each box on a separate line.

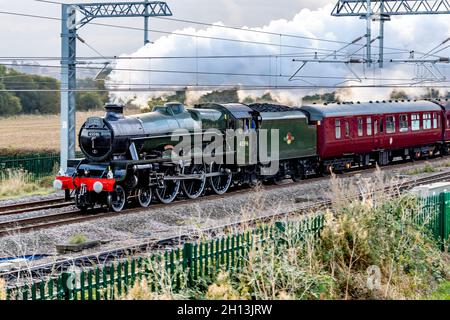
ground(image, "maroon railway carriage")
xmin=301 ymin=101 xmax=445 ymax=171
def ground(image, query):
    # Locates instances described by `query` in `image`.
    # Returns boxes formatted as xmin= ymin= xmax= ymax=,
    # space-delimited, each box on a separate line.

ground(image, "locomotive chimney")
xmin=104 ymin=103 xmax=124 ymax=120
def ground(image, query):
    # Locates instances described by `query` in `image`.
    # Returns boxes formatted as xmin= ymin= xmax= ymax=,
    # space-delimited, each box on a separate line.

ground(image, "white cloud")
xmin=108 ymin=3 xmax=450 ymax=106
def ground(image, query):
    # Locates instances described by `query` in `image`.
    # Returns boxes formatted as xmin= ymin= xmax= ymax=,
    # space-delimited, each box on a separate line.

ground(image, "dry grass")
xmin=0 ymin=169 xmax=52 ymax=200
xmin=0 ymin=109 xmax=139 ymax=153
xmin=0 ymin=278 xmax=6 ymax=300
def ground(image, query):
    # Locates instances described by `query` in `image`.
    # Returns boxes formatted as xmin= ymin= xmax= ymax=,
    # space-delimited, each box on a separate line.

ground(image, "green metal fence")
xmin=4 ymin=191 xmax=450 ymax=301
xmin=5 ymin=215 xmax=324 ymax=301
xmin=0 ymin=154 xmax=60 ymax=182
xmin=418 ymin=193 xmax=450 ymax=250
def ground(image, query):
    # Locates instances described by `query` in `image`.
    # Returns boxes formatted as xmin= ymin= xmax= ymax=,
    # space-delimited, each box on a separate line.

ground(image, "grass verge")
xmin=0 ymin=169 xmax=54 ymax=200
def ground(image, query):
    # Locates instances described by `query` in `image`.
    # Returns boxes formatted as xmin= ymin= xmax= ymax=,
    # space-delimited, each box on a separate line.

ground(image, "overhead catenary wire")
xmin=2 ymin=83 xmax=450 ymax=93
xmin=1 ymin=62 xmax=449 ymax=84
xmin=32 ymin=0 xmax=426 ymax=56
xmin=0 ymin=10 xmax=348 ymax=55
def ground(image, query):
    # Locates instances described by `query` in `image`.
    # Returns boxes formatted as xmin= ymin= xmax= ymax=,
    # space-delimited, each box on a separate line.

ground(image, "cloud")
xmin=108 ymin=3 xmax=450 ymax=106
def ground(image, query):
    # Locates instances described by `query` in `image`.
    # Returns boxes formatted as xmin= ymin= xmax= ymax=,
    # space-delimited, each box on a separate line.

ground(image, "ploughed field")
xmin=0 ymin=109 xmax=138 ymax=153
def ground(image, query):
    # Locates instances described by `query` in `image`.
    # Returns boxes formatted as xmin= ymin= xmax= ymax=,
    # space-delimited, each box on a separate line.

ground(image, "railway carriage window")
xmin=386 ymin=116 xmax=395 ymax=133
xmin=433 ymin=113 xmax=438 ymax=129
xmin=357 ymin=118 xmax=363 ymax=137
xmin=366 ymin=117 xmax=372 ymax=136
xmin=399 ymin=115 xmax=408 ymax=132
xmin=374 ymin=120 xmax=378 ymax=135
xmin=335 ymin=120 xmax=341 ymax=139
xmin=345 ymin=121 xmax=350 ymax=137
xmin=423 ymin=113 xmax=431 ymax=130
xmin=412 ymin=114 xmax=420 ymax=131
xmin=379 ymin=119 xmax=383 ymax=133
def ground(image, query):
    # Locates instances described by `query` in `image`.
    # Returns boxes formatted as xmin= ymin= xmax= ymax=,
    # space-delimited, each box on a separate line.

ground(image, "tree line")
xmin=0 ymin=65 xmax=109 ymax=116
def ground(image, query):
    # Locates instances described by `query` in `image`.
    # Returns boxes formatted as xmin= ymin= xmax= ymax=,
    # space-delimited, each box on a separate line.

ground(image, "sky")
xmin=0 ymin=0 xmax=331 ymax=57
xmin=1 ymin=0 xmax=449 ymax=104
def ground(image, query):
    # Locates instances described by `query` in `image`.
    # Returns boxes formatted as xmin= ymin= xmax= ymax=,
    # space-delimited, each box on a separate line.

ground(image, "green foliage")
xmin=0 ymin=65 xmax=22 ymax=116
xmin=316 ymin=194 xmax=448 ymax=299
xmin=302 ymin=92 xmax=339 ymax=104
xmin=0 ymin=66 xmax=109 ymax=115
xmin=76 ymin=92 xmax=104 ymax=111
xmin=144 ymin=96 xmax=166 ymax=113
xmin=143 ymin=90 xmax=188 ymax=113
xmin=2 ymin=67 xmax=60 ymax=114
xmin=429 ymin=280 xmax=450 ymax=300
xmin=77 ymin=77 xmax=109 ymax=105
xmin=241 ymin=92 xmax=278 ymax=104
xmin=199 ymin=89 xmax=239 ymax=104
xmin=0 ymin=87 xmax=22 ymax=116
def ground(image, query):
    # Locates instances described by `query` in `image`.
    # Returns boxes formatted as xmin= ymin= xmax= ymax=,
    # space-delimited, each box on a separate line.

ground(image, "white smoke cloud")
xmin=108 ymin=3 xmax=450 ymax=106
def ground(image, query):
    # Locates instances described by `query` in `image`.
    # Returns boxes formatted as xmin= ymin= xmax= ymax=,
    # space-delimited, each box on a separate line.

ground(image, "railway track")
xmin=0 ymin=198 xmax=73 ymax=217
xmin=0 ymin=157 xmax=449 ymax=238
xmin=1 ymin=166 xmax=450 ymax=283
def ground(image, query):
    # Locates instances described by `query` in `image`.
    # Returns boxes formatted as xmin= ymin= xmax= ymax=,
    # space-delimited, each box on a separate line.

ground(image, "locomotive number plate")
xmin=88 ymin=131 xmax=101 ymax=137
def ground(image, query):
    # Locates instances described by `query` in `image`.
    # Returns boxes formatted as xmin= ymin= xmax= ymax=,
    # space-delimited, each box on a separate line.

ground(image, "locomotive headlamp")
xmin=53 ymin=179 xmax=63 ymax=190
xmin=93 ymin=181 xmax=104 ymax=194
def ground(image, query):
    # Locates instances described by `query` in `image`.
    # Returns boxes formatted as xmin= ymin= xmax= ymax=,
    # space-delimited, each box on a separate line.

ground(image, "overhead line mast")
xmin=60 ymin=1 xmax=172 ymax=171
xmin=332 ymin=0 xmax=450 ymax=67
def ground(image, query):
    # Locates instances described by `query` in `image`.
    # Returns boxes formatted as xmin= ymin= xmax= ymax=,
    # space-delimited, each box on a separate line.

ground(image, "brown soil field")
xmin=0 ymin=109 xmax=139 ymax=154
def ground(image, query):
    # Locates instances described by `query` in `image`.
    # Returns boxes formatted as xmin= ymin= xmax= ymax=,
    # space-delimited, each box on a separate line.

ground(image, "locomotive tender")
xmin=54 ymin=99 xmax=450 ymax=212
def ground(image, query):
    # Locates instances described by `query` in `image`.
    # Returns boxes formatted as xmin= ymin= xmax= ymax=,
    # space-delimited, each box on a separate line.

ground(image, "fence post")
xmin=61 ymin=272 xmax=72 ymax=300
xmin=183 ymin=243 xmax=193 ymax=286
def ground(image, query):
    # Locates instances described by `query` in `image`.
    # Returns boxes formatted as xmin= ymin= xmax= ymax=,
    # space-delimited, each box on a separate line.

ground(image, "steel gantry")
xmin=60 ymin=1 xmax=172 ymax=171
xmin=331 ymin=0 xmax=450 ymax=67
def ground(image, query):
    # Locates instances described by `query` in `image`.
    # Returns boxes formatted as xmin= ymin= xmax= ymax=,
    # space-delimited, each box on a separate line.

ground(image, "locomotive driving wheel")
xmin=137 ymin=187 xmax=152 ymax=208
xmin=182 ymin=164 xmax=206 ymax=199
xmin=109 ymin=185 xmax=127 ymax=212
xmin=155 ymin=167 xmax=180 ymax=204
xmin=209 ymin=163 xmax=232 ymax=195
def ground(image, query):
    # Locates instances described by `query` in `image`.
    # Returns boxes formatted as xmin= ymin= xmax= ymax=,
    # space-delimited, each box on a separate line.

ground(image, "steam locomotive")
xmin=54 ymin=99 xmax=450 ymax=212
